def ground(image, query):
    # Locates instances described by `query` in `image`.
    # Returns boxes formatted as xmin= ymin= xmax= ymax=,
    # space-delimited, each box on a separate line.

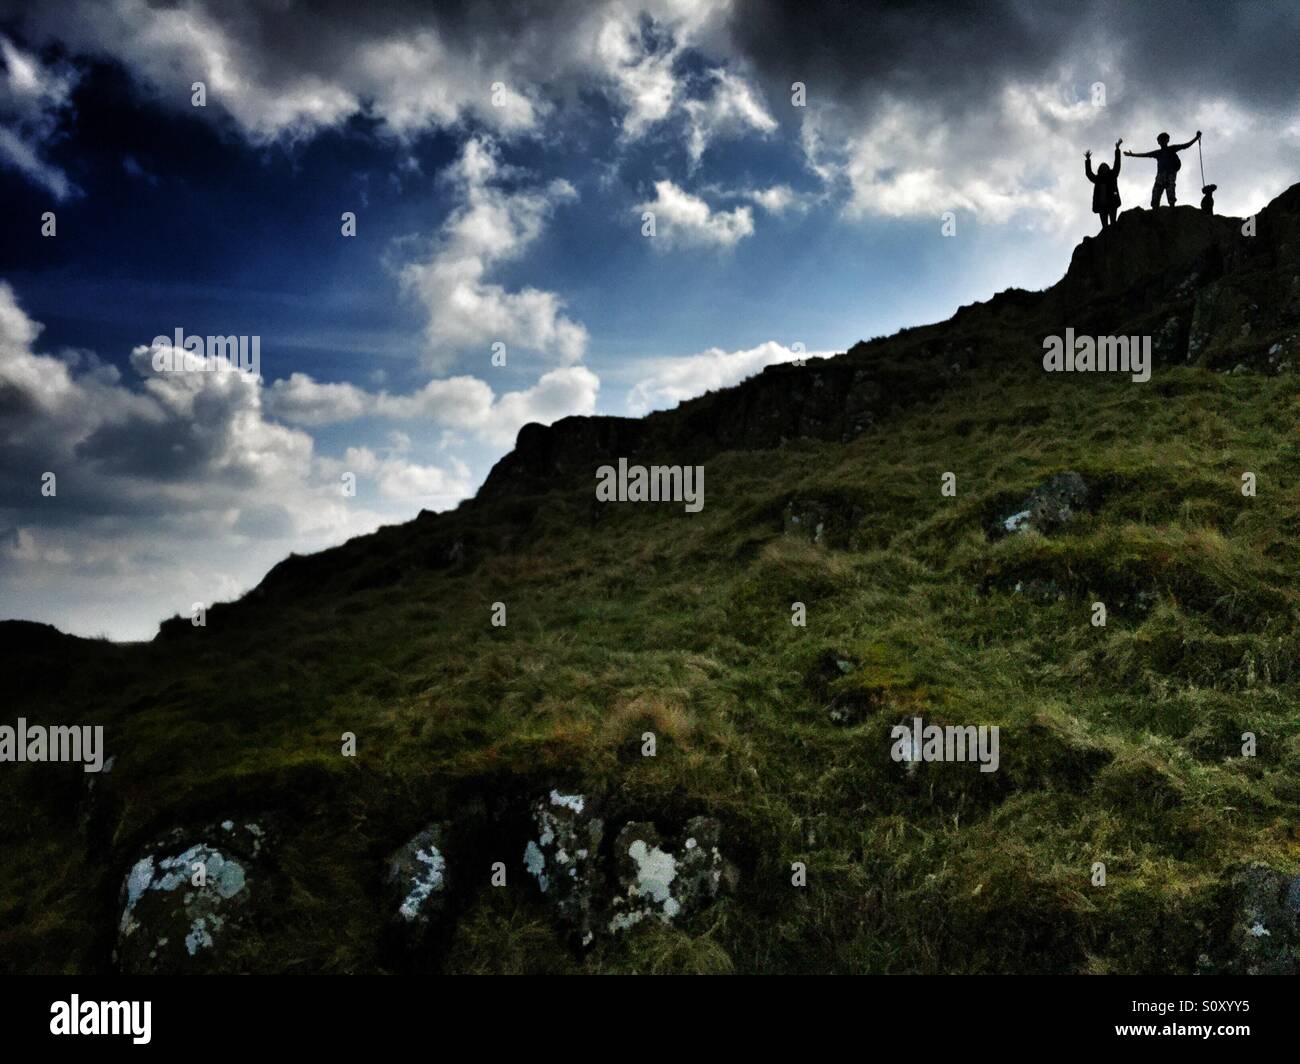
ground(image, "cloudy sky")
xmin=1 ymin=0 xmax=1298 ymax=639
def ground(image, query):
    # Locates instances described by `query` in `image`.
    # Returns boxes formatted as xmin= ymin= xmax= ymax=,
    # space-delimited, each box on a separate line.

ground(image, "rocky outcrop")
xmin=115 ymin=819 xmax=271 ymax=974
xmin=995 ymin=472 xmax=1090 ymax=537
xmin=473 ymin=187 xmax=1300 ymax=507
xmin=128 ymin=185 xmax=1300 ymax=644
xmin=104 ymin=792 xmax=730 ymax=968
xmin=520 ymin=792 xmax=732 ymax=945
xmin=607 ymin=817 xmax=726 ymax=934
xmin=523 ymin=791 xmax=605 ymax=946
xmin=479 ymin=351 xmax=954 ymax=500
xmin=480 ymin=417 xmax=650 ymax=500
xmin=1051 ymin=205 xmax=1241 ymax=319
xmin=386 ymin=823 xmax=451 ymax=952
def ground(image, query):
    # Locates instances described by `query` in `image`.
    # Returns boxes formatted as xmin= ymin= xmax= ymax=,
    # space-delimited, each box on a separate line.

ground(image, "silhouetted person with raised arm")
xmin=1085 ymin=138 xmax=1123 ymax=231
xmin=1125 ymin=130 xmax=1201 ymax=207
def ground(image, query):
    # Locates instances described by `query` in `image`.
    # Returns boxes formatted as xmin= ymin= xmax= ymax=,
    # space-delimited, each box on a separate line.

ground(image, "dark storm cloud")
xmin=9 ymin=0 xmax=1293 ymax=149
xmin=724 ymin=0 xmax=1300 ymax=113
xmin=2 ymin=0 xmax=602 ymax=113
xmin=725 ymin=0 xmax=1083 ymax=112
xmin=1103 ymin=0 xmax=1300 ymax=107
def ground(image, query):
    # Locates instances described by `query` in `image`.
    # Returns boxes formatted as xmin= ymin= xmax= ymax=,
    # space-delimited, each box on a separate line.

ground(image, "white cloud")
xmin=373 ymin=377 xmax=496 ymax=424
xmin=637 ymin=179 xmax=754 ymax=249
xmin=399 ymin=137 xmax=588 ymax=370
xmin=799 ymin=71 xmax=1298 ymax=233
xmin=684 ymin=68 xmax=776 ymax=163
xmin=264 ymin=363 xmax=601 ymax=448
xmin=594 ymin=11 xmax=679 ymax=138
xmin=625 ymin=340 xmax=828 ymax=415
xmin=481 ymin=365 xmax=600 ymax=445
xmin=13 ymin=3 xmax=541 ymax=145
xmin=263 ymin=373 xmax=373 ymax=426
xmin=746 ymin=184 xmax=799 ymax=213
xmin=10 ymin=1 xmax=733 ymax=147
xmin=827 ymin=93 xmax=1070 ymax=228
xmin=352 ymin=32 xmax=544 ymax=138
xmin=0 ymin=36 xmax=79 ymax=199
xmin=376 ymin=458 xmax=472 ymax=501
xmin=0 ymin=282 xmax=476 ymax=638
xmin=318 ymin=444 xmax=474 ymax=503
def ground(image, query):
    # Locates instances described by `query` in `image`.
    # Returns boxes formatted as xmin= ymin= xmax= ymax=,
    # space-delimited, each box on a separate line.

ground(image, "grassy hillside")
xmin=3 ymin=200 xmax=1299 ymax=974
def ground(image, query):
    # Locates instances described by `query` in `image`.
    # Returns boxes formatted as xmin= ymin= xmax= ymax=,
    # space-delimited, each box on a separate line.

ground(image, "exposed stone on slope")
xmin=996 ymin=472 xmax=1090 ymax=537
xmin=386 ymin=823 xmax=451 ymax=951
xmin=523 ymin=790 xmax=605 ymax=946
xmin=115 ymin=819 xmax=271 ymax=974
xmin=608 ymin=817 xmax=727 ymax=934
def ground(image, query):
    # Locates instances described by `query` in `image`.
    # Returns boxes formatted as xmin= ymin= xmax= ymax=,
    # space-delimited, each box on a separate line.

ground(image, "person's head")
xmin=1157 ymin=132 xmax=1170 ymax=146
xmin=1097 ymin=162 xmax=1111 ymax=177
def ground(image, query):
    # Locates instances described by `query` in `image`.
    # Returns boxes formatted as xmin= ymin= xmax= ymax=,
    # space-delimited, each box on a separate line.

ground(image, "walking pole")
xmin=1198 ymin=137 xmax=1206 ymax=186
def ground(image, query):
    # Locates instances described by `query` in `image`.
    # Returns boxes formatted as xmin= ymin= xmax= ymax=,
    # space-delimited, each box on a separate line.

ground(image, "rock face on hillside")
xmin=480 ymin=186 xmax=1300 ymax=503
xmin=1052 ymin=206 xmax=1241 ymax=313
xmin=1048 ymin=193 xmax=1300 ymax=374
xmin=480 ymin=418 xmax=651 ymax=500
xmin=127 ymin=185 xmax=1300 ymax=637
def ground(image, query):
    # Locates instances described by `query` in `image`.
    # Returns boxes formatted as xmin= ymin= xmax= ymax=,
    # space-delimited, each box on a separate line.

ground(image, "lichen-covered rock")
xmin=608 ymin=818 xmax=725 ymax=934
xmin=997 ymin=472 xmax=1090 ymax=536
xmin=115 ymin=819 xmax=270 ymax=974
xmin=674 ymin=817 xmax=726 ymax=913
xmin=1200 ymin=863 xmax=1300 ymax=975
xmin=523 ymin=790 xmax=604 ymax=946
xmin=386 ymin=823 xmax=450 ymax=950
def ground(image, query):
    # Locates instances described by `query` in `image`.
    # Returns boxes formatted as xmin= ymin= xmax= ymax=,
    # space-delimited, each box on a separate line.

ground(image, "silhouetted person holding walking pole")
xmin=1085 ymin=139 xmax=1123 ymax=231
xmin=1125 ymin=130 xmax=1201 ymax=207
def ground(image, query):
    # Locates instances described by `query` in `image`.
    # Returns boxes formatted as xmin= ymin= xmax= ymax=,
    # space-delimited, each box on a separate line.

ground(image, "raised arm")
xmin=1172 ymin=130 xmax=1202 ymax=152
xmin=1113 ymin=141 xmax=1122 ymax=175
xmin=1084 ymin=151 xmax=1096 ymax=182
